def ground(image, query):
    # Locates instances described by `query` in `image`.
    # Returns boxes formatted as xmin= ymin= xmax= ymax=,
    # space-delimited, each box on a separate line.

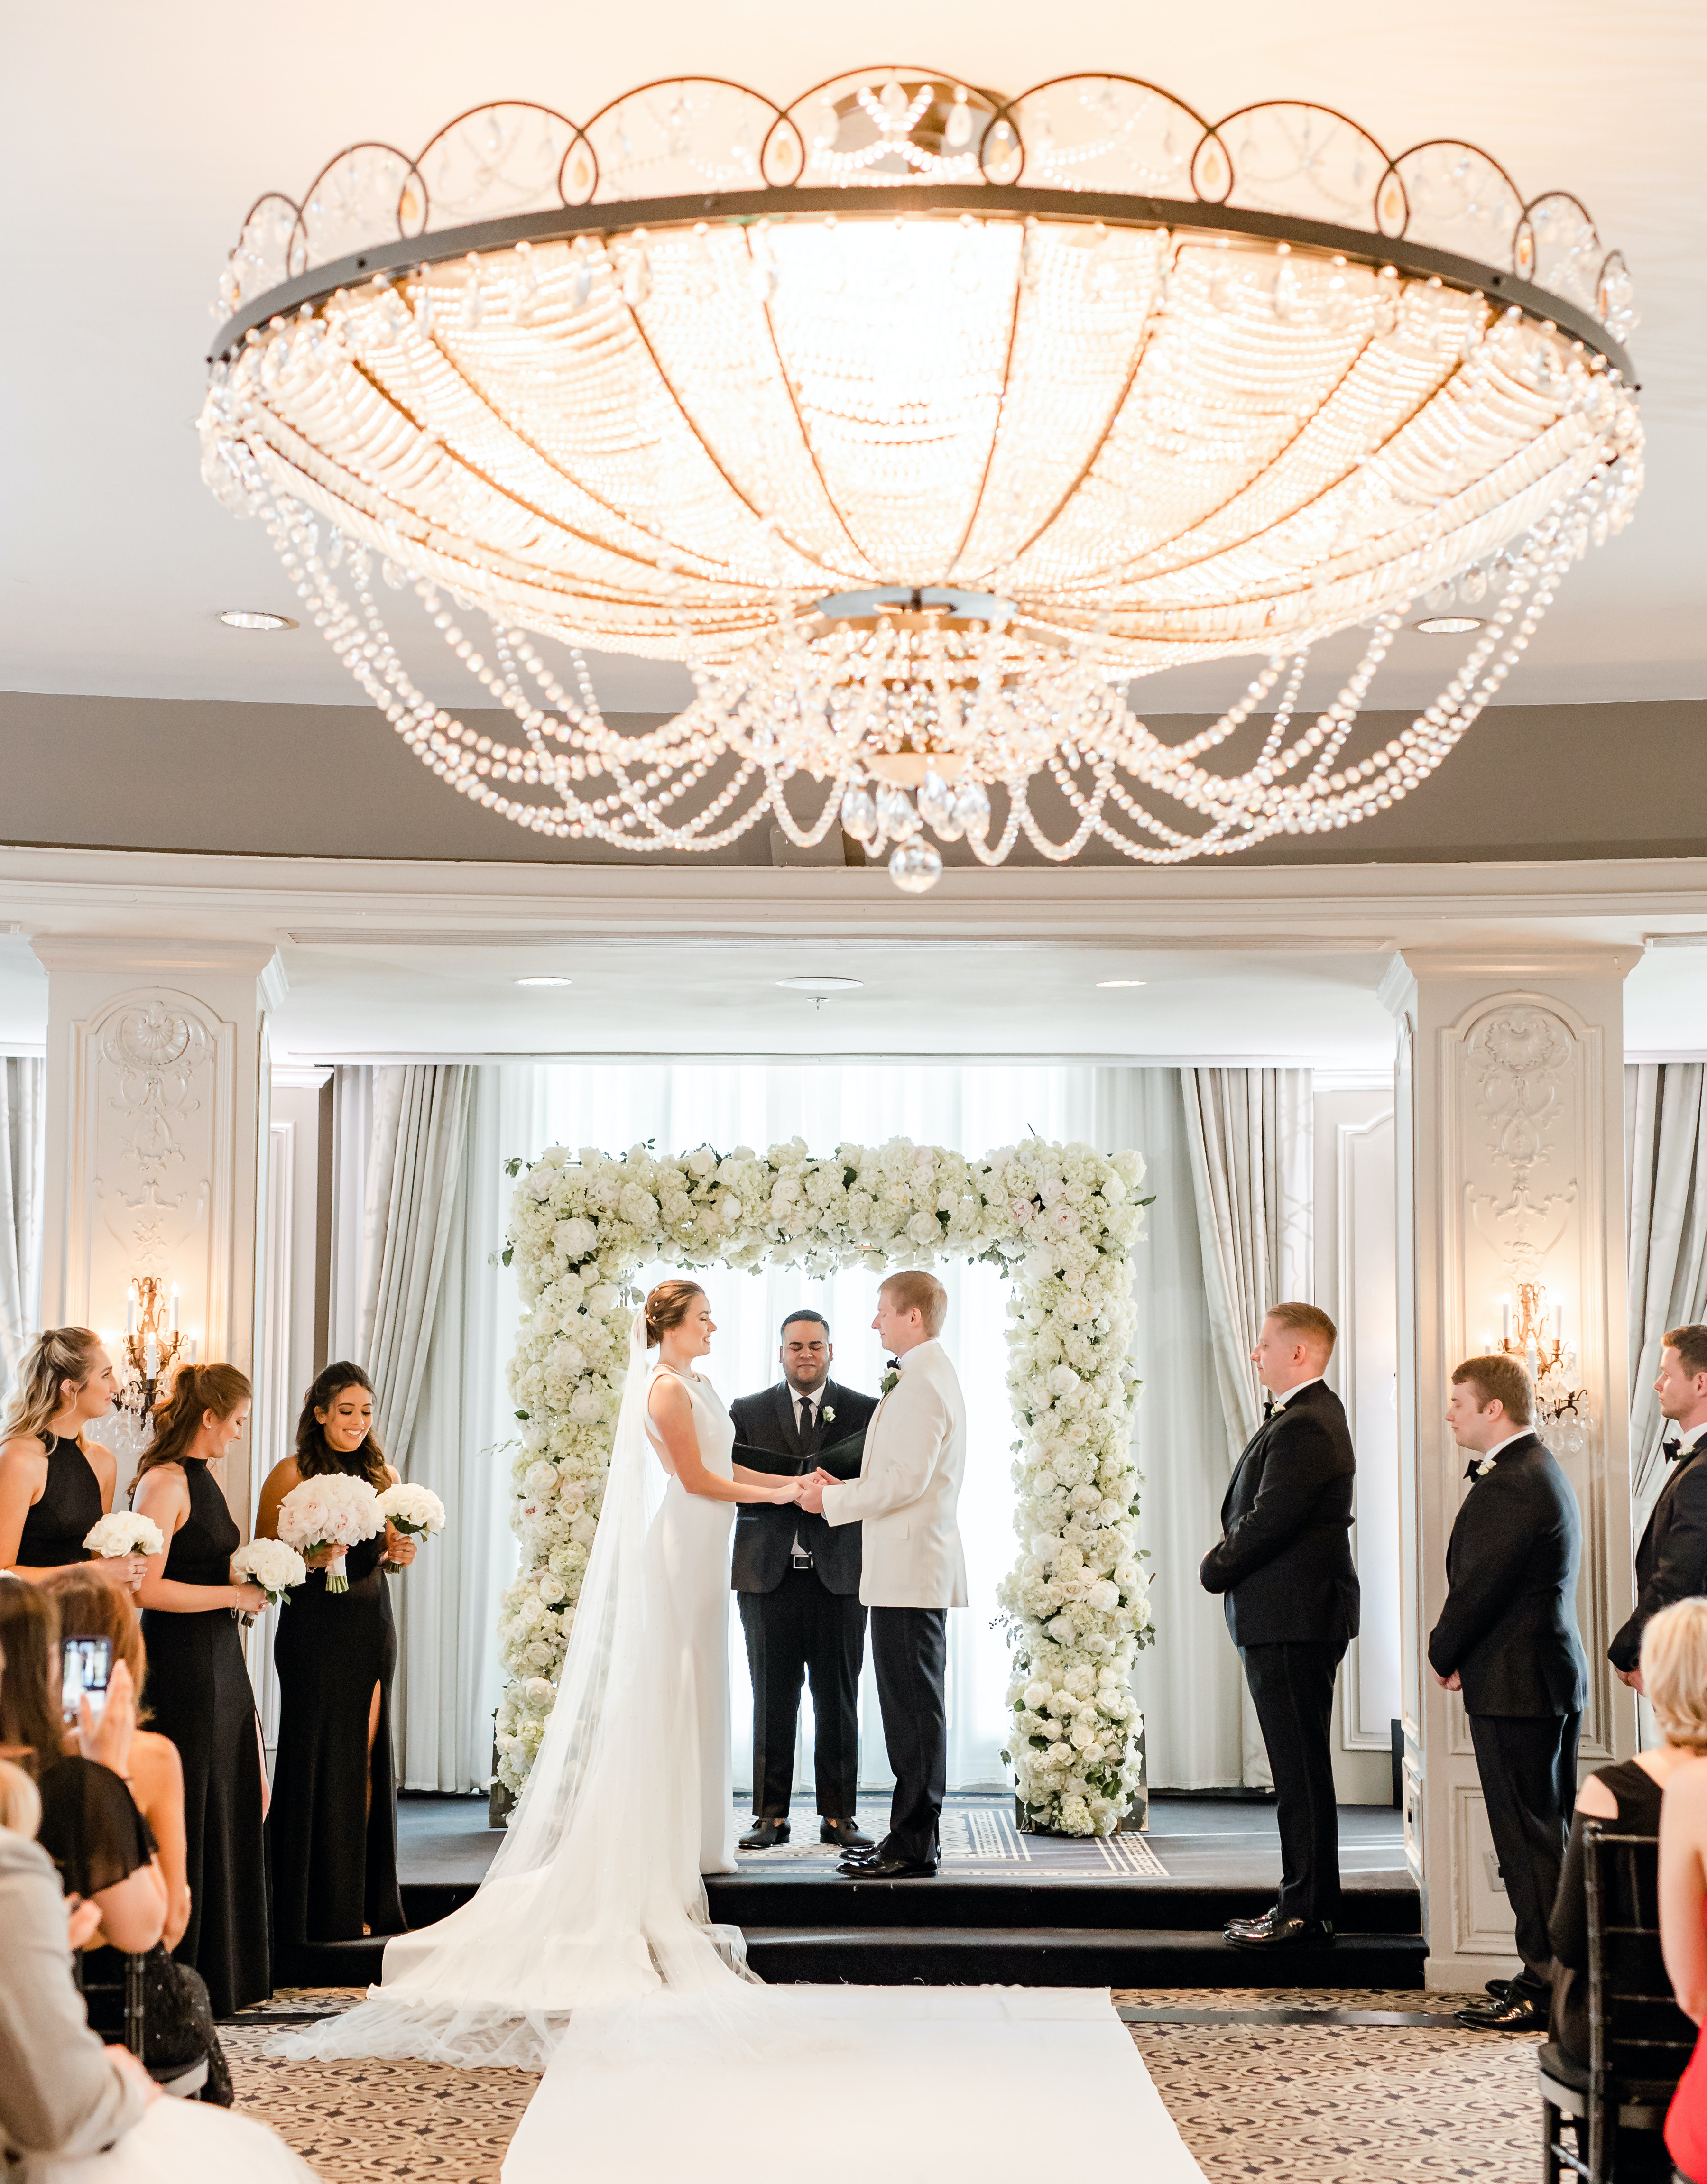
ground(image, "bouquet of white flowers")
xmin=377 ymin=1482 xmax=447 ymax=1575
xmin=231 ymin=1537 xmax=308 ymax=1620
xmin=83 ymin=1512 xmax=165 ymax=1561
xmin=276 ymin=1474 xmax=384 ymax=1594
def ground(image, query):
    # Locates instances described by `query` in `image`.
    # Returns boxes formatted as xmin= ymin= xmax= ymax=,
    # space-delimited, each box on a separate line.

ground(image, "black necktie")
xmin=797 ymin=1395 xmax=816 ymax=1443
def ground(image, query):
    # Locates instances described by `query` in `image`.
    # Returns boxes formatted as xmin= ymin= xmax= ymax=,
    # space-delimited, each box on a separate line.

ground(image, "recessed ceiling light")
xmin=218 ymin=608 xmax=298 ymax=631
xmin=515 ymin=976 xmax=573 ymax=988
xmin=1096 ymin=979 xmax=1147 ymax=989
xmin=776 ymin=976 xmax=864 ymax=995
xmin=1412 ymin=616 xmax=1484 ymax=635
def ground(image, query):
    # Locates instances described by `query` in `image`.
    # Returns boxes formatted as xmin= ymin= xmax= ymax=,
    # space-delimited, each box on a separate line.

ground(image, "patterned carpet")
xmin=226 ymin=1986 xmax=1535 ymax=2183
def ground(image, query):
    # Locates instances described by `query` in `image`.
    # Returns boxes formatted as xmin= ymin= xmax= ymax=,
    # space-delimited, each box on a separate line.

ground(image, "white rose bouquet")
xmin=377 ymin=1482 xmax=447 ymax=1574
xmin=83 ymin=1512 xmax=165 ymax=1561
xmin=230 ymin=1538 xmax=308 ymax=1623
xmin=276 ymin=1474 xmax=384 ymax=1594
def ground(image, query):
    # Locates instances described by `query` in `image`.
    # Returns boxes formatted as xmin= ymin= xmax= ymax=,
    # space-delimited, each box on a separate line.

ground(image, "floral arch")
xmin=495 ymin=1135 xmax=1153 ymax=1836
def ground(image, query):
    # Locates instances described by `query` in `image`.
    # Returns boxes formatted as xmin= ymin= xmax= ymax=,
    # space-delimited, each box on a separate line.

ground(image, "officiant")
xmin=730 ymin=1311 xmax=878 ymax=1852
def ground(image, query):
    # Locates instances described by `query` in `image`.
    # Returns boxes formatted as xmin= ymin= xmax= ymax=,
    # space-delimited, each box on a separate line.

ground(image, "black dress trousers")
xmin=1468 ymin=1708 xmax=1581 ymax=1995
xmin=1239 ymin=1639 xmax=1346 ymax=1926
xmin=870 ymin=1606 xmax=948 ymax=1867
xmin=738 ymin=1569 xmax=866 ymax=1820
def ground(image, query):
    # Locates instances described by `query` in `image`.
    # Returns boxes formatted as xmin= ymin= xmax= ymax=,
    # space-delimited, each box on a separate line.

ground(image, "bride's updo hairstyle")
xmin=645 ymin=1281 xmax=705 ymax=1349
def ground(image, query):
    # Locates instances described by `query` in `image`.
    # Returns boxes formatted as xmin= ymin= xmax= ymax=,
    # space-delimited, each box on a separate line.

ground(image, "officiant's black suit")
xmin=1428 ymin=1433 xmax=1587 ymax=2000
xmin=729 ymin=1377 xmax=879 ymax=1822
xmin=1200 ymin=1379 xmax=1360 ymax=1928
xmin=1607 ymin=1435 xmax=1707 ymax=1672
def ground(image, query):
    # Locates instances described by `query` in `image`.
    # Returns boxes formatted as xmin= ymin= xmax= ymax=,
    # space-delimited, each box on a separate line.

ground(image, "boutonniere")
xmin=1473 ymin=1453 xmax=1497 ymax=1477
xmin=880 ymin=1369 xmax=900 ymax=1396
xmin=821 ymin=1405 xmax=836 ymax=1425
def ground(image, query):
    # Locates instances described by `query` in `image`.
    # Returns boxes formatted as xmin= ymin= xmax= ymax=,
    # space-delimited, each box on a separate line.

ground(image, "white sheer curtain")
xmin=530 ymin=1064 xmax=1089 ymax=1794
xmin=393 ymin=1069 xmax=532 ymax=1788
xmin=1626 ymin=1064 xmax=1707 ymax=1514
xmin=1078 ymin=1070 xmax=1248 ymax=1789
xmin=0 ymin=1058 xmax=44 ymax=1399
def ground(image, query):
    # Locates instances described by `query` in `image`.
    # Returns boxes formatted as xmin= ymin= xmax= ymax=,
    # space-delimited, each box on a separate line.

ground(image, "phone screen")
xmin=61 ymin=1636 xmax=112 ymax=1723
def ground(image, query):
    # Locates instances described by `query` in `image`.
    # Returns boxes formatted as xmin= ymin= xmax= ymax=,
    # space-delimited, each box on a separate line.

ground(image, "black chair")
xmin=76 ymin=1950 xmax=209 ymax=2098
xmin=1540 ymin=1825 xmax=1696 ymax=2183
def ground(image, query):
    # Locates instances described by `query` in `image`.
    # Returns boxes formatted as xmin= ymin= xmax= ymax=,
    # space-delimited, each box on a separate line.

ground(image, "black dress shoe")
xmin=1224 ymin=1910 xmax=1335 ymax=1951
xmin=738 ymin=1818 xmax=790 ymax=1850
xmin=821 ymin=1817 xmax=875 ymax=1851
xmin=838 ymin=1853 xmax=937 ymax=1879
xmin=1223 ymin=1905 xmax=1281 ymax=1939
xmin=1484 ymin=1976 xmax=1519 ymax=2000
xmin=1454 ymin=1992 xmax=1547 ymax=2032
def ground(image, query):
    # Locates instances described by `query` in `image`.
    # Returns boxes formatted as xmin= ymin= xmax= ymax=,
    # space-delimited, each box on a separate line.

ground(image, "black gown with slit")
xmin=15 ymin=1433 xmax=101 ymax=1569
xmin=139 ymin=1459 xmax=272 ymax=2014
xmin=269 ymin=1526 xmax=406 ymax=1948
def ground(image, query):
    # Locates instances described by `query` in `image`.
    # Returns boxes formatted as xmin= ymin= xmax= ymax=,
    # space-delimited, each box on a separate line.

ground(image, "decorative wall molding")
xmin=1336 ymin=1107 xmax=1400 ymax=1754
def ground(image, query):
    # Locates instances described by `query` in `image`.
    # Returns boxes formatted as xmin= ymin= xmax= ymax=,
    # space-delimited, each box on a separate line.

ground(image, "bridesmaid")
xmin=0 ymin=1327 xmax=147 ymax=1590
xmin=133 ymin=1363 xmax=272 ymax=2014
xmin=257 ymin=1363 xmax=416 ymax=1948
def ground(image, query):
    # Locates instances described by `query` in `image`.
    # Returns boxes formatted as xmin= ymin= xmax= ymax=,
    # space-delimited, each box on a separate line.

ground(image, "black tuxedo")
xmin=1201 ymin=1379 xmax=1361 ymax=1925
xmin=727 ymin=1378 xmax=878 ymax=1823
xmin=1429 ymin=1433 xmax=1588 ymax=1997
xmin=1608 ymin=1436 xmax=1707 ymax=1672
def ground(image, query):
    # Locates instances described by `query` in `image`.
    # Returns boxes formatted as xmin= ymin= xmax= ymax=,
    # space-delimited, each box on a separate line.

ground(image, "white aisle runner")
xmin=502 ymin=1985 xmax=1204 ymax=2184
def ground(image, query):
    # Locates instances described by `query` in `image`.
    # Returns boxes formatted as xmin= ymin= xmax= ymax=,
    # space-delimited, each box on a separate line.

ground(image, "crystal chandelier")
xmin=201 ymin=72 xmax=1643 ymax=890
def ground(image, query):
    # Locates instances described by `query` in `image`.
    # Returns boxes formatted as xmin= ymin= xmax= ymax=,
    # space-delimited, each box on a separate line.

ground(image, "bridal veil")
xmin=277 ymin=1310 xmax=753 ymax=2070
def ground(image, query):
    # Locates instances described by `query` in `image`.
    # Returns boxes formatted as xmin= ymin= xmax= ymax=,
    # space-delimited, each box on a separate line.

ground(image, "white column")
xmin=1381 ymin=945 xmax=1640 ymax=1988
xmin=33 ymin=937 xmax=286 ymax=1539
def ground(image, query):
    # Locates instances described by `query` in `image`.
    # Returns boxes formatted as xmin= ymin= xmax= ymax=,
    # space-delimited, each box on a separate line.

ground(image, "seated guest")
xmin=1548 ymin=1597 xmax=1704 ymax=2179
xmin=0 ymin=1622 xmax=314 ymax=2181
xmin=0 ymin=1578 xmax=166 ymax=1956
xmin=45 ymin=1570 xmax=234 ymax=2103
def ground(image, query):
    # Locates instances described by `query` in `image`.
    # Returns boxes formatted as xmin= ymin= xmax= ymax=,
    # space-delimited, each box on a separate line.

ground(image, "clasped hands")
xmin=776 ymin=1469 xmax=836 ymax=1514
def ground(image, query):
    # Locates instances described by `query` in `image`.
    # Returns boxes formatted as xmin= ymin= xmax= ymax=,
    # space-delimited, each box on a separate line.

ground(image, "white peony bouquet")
xmin=276 ymin=1474 xmax=384 ymax=1594
xmin=231 ymin=1537 xmax=308 ymax=1619
xmin=83 ymin=1512 xmax=165 ymax=1561
xmin=377 ymin=1482 xmax=447 ymax=1574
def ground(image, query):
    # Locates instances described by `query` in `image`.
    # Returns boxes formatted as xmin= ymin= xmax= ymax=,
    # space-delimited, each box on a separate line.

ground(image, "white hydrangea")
xmin=496 ymin=1134 xmax=1151 ymax=1821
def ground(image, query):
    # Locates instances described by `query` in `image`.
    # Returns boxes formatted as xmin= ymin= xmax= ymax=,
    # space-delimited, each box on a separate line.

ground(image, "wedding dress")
xmin=280 ymin=1313 xmax=1206 ymax=2184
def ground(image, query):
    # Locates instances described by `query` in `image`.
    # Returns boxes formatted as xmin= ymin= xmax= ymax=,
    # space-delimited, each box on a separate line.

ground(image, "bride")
xmin=280 ymin=1278 xmax=805 ymax=2066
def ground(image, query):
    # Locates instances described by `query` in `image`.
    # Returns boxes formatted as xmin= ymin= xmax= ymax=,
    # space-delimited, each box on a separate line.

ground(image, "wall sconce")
xmin=119 ymin=1277 xmax=194 ymax=1417
xmin=1498 ymin=1281 xmax=1592 ymax=1454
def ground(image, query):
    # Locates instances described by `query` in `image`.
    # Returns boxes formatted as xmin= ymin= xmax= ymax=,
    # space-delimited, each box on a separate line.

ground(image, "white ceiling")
xmin=3 ymin=0 xmax=1703 ymax=720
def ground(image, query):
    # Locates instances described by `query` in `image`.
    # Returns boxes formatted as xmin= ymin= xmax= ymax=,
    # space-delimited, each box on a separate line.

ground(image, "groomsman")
xmin=729 ymin=1311 xmax=878 ymax=1852
xmin=1609 ymin=1324 xmax=1707 ymax=1691
xmin=1431 ymin=1355 xmax=1587 ymax=2033
xmin=1200 ymin=1302 xmax=1360 ymax=1951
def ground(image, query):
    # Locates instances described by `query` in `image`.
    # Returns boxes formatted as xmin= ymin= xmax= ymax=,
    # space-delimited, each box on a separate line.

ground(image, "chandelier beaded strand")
xmin=203 ymin=72 xmax=1642 ymax=889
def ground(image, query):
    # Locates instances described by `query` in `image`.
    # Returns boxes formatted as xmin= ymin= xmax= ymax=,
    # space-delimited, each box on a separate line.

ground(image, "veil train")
xmin=277 ymin=1310 xmax=755 ymax=2070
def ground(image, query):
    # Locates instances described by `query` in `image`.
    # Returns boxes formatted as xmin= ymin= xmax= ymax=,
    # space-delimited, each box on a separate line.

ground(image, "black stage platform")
xmin=278 ymin=1793 xmax=1422 ymax=1992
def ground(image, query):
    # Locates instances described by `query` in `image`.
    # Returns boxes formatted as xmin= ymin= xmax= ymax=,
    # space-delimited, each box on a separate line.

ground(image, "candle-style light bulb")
xmin=170 ymin=1285 xmax=179 ymax=1333
xmin=1501 ymin=1301 xmax=1511 ymax=1344
xmin=127 ymin=1285 xmax=136 ymax=1336
xmin=144 ymin=1332 xmax=159 ymax=1378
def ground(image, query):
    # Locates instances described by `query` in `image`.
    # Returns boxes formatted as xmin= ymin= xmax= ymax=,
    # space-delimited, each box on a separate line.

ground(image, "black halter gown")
xmin=139 ymin=1459 xmax=272 ymax=2013
xmin=269 ymin=1522 xmax=406 ymax=1950
xmin=15 ymin=1434 xmax=101 ymax=1569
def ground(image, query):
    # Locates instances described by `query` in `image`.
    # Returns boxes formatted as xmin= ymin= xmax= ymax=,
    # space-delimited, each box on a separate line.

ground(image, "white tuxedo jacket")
xmin=821 ymin=1338 xmax=968 ymax=1609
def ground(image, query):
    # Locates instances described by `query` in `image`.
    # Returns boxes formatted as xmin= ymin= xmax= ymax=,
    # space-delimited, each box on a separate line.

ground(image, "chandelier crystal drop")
xmin=201 ymin=71 xmax=1643 ymax=887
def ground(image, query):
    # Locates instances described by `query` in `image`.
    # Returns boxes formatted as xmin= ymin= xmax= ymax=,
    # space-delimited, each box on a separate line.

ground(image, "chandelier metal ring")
xmin=200 ymin=72 xmax=1643 ymax=890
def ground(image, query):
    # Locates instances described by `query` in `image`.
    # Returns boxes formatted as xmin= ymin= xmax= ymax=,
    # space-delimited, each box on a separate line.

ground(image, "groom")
xmin=800 ymin=1270 xmax=967 ymax=1880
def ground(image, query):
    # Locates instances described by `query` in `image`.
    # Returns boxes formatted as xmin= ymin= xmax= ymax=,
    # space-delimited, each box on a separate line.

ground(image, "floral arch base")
xmin=496 ymin=1136 xmax=1153 ymax=1837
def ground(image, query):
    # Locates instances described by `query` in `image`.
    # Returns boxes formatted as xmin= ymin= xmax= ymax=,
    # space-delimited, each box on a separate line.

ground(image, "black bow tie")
xmin=1666 ymin=1438 xmax=1688 ymax=1463
xmin=1262 ymin=1395 xmax=1277 ymax=1421
xmin=886 ymin=1357 xmax=900 ymax=1374
xmin=1464 ymin=1458 xmax=1488 ymax=1481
